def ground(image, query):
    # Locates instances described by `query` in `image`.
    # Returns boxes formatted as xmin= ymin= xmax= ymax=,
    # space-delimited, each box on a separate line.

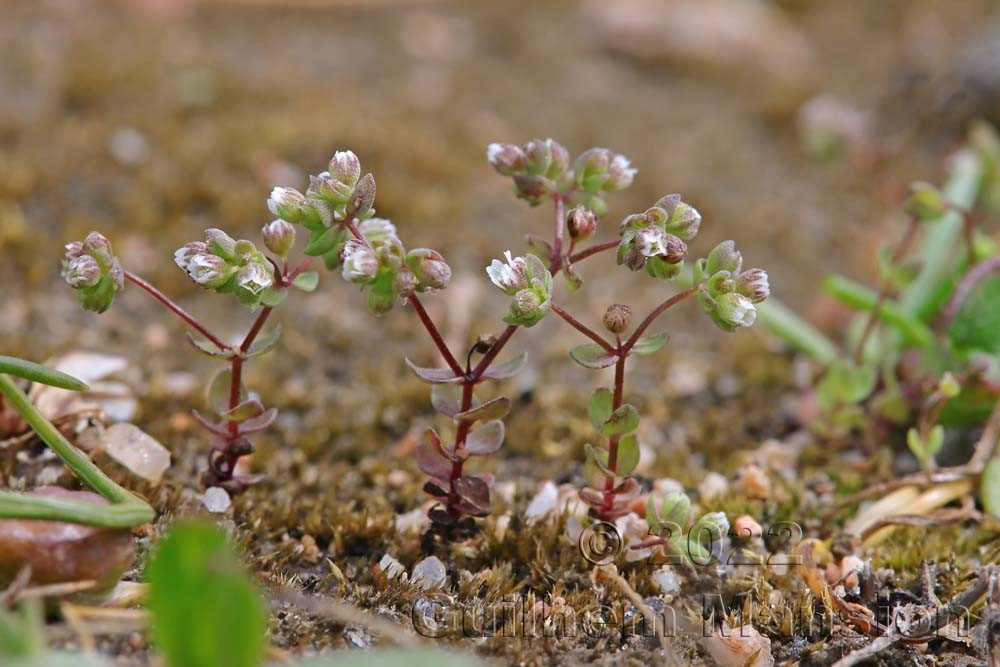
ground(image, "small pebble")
xmin=733 ymin=515 xmax=763 ymax=539
xmin=103 ymin=423 xmax=171 ymax=483
xmin=411 ymin=556 xmax=446 ymax=590
xmin=201 ymin=487 xmax=231 ymax=513
xmin=378 ymin=554 xmax=405 ymax=580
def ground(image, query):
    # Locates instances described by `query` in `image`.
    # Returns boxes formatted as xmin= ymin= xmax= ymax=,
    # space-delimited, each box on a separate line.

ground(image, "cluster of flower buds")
xmin=486 ymin=252 xmax=553 ymax=327
xmin=487 ymin=139 xmax=635 ymax=214
xmin=174 ymin=229 xmax=278 ymax=310
xmin=339 ymin=219 xmax=452 ymax=315
xmin=695 ymin=240 xmax=770 ymax=331
xmin=265 ymin=150 xmax=377 ymax=270
xmin=62 ymin=232 xmax=124 ymax=313
xmin=617 ymin=194 xmax=700 ymax=280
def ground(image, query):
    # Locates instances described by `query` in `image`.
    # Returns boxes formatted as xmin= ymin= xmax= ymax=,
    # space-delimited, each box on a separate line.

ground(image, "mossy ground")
xmin=1 ymin=1 xmax=998 ymax=665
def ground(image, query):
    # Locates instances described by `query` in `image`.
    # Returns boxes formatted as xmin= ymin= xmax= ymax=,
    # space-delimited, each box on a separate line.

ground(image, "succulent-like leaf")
xmin=615 ymin=433 xmax=640 ymax=477
xmin=585 ymin=443 xmax=614 ymax=478
xmin=244 ymin=324 xmax=282 ymax=359
xmin=0 ymin=355 xmax=88 ymax=391
xmin=186 ymin=333 xmax=234 ymax=359
xmin=588 ymin=388 xmax=613 ymax=431
xmin=220 ymin=398 xmax=265 ymax=422
xmin=422 ymin=481 xmax=448 ymax=498
xmin=569 ymin=344 xmax=617 ymax=369
xmin=630 ymin=332 xmax=670 ymax=356
xmin=416 ymin=428 xmax=451 ymax=481
xmin=465 ymin=420 xmax=504 ymax=456
xmin=291 ymin=271 xmax=319 ymax=292
xmin=405 ymin=358 xmax=463 ymax=384
xmin=431 ymin=384 xmax=469 ymax=417
xmin=982 ymin=457 xmax=1000 ymax=518
xmin=479 ymin=352 xmax=528 ymax=380
xmin=207 ymin=369 xmax=245 ymax=415
xmin=304 ymin=225 xmax=343 ymax=256
xmin=600 ymin=404 xmax=639 ymax=436
xmin=192 ymin=410 xmax=228 ymax=436
xmin=453 ymin=476 xmax=491 ymax=516
xmin=579 ymin=486 xmax=605 ymax=508
xmin=455 ymin=396 xmax=511 ymax=423
xmin=236 ymin=407 xmax=278 ymax=435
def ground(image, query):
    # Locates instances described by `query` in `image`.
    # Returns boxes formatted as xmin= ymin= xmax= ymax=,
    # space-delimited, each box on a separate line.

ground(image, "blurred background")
xmin=2 ymin=0 xmax=1000 ymax=416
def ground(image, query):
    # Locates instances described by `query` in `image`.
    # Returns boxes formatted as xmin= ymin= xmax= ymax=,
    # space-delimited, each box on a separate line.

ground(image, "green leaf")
xmin=147 ymin=522 xmax=268 ymax=667
xmin=0 ymin=356 xmax=88 ymax=391
xmin=480 ymin=352 xmax=528 ymax=380
xmin=645 ymin=495 xmax=663 ymax=535
xmin=186 ymin=334 xmax=235 ymax=359
xmin=304 ymin=225 xmax=344 ymax=256
xmin=949 ymin=275 xmax=1000 ymax=354
xmin=925 ymin=424 xmax=944 ymax=457
xmin=982 ymin=457 xmax=1000 ymax=518
xmin=584 ymin=443 xmax=614 ymax=479
xmin=291 ymin=271 xmax=319 ymax=292
xmin=816 ymin=362 xmax=877 ymax=410
xmin=245 ymin=324 xmax=281 ymax=359
xmin=630 ymin=332 xmax=669 ymax=356
xmin=259 ymin=287 xmax=287 ymax=308
xmin=588 ymin=388 xmax=613 ymax=431
xmin=614 ymin=434 xmax=639 ymax=476
xmin=600 ymin=404 xmax=639 ymax=436
xmin=465 ymin=420 xmax=504 ymax=456
xmin=455 ymin=396 xmax=511 ymax=423
xmin=569 ymin=343 xmax=617 ymax=369
xmin=207 ymin=369 xmax=245 ymax=415
xmin=221 ymin=398 xmax=265 ymax=422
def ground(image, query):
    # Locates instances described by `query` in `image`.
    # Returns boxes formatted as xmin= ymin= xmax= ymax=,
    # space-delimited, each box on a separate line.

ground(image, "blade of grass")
xmin=823 ymin=275 xmax=935 ymax=348
xmin=755 ymin=299 xmax=839 ymax=365
xmin=0 ymin=356 xmax=88 ymax=391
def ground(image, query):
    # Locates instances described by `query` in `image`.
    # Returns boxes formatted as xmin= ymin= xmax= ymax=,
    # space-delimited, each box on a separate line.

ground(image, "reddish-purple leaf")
xmin=186 ymin=333 xmax=234 ymax=359
xmin=453 ymin=476 xmax=491 ymax=516
xmin=475 ymin=473 xmax=495 ymax=488
xmin=422 ymin=481 xmax=449 ymax=498
xmin=428 ymin=506 xmax=455 ymax=525
xmin=579 ymin=487 xmax=604 ymax=508
xmin=404 ymin=358 xmax=463 ymax=384
xmin=416 ymin=428 xmax=452 ymax=481
xmin=236 ymin=407 xmax=278 ymax=435
xmin=612 ymin=476 xmax=641 ymax=501
xmin=431 ymin=384 xmax=476 ymax=417
xmin=191 ymin=410 xmax=228 ymax=436
xmin=454 ymin=396 xmax=510 ymax=423
xmin=465 ymin=420 xmax=504 ymax=456
xmin=479 ymin=352 xmax=527 ymax=380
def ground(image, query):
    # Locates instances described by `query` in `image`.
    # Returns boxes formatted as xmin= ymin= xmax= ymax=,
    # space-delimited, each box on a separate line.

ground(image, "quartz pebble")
xmin=0 ymin=487 xmax=135 ymax=588
xmin=103 ymin=423 xmax=171 ymax=483
xmin=201 ymin=487 xmax=231 ymax=513
xmin=411 ymin=556 xmax=447 ymax=590
xmin=378 ymin=554 xmax=405 ymax=580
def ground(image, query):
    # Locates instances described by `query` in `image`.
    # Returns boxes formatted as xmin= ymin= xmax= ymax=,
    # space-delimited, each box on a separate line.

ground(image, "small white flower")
xmin=174 ymin=242 xmax=208 ymax=271
xmin=716 ymin=292 xmax=757 ymax=329
xmin=486 ymin=251 xmax=528 ymax=295
xmin=187 ymin=253 xmax=231 ymax=288
xmin=607 ymin=153 xmax=637 ymax=190
xmin=635 ymin=226 xmax=668 ymax=257
xmin=236 ymin=261 xmax=273 ymax=295
xmin=267 ymin=187 xmax=304 ymax=222
xmin=341 ymin=240 xmax=379 ymax=283
xmin=64 ymin=255 xmax=101 ymax=288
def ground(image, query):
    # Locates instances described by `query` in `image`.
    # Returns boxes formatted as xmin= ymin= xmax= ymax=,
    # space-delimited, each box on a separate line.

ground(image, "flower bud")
xmin=904 ymin=181 xmax=948 ymax=221
xmin=329 ymin=150 xmax=361 ymax=189
xmin=236 ymin=261 xmax=273 ymax=295
xmin=623 ymin=246 xmax=646 ymax=272
xmin=512 ymin=172 xmax=549 ymax=203
xmin=636 ymin=226 xmax=668 ymax=257
xmin=83 ymin=232 xmax=114 ymax=266
xmin=714 ymin=292 xmax=757 ymax=331
xmin=309 ymin=171 xmax=353 ymax=204
xmin=341 ymin=239 xmax=379 ymax=283
xmin=665 ymin=202 xmax=701 ymax=241
xmin=662 ymin=234 xmax=687 ymax=264
xmin=523 ymin=138 xmax=553 ymax=175
xmin=63 ymin=241 xmax=84 ymax=262
xmin=605 ymin=153 xmax=637 ymax=191
xmin=267 ymin=187 xmax=305 ymax=223
xmin=735 ymin=268 xmax=769 ymax=303
xmin=603 ymin=303 xmax=632 ymax=334
xmin=705 ymin=240 xmax=742 ymax=275
xmin=546 ymin=139 xmax=570 ymax=180
xmin=262 ymin=219 xmax=296 ymax=257
xmin=187 ymin=253 xmax=232 ymax=288
xmin=204 ymin=228 xmax=237 ymax=261
xmin=567 ymin=206 xmax=597 ymax=241
xmin=407 ymin=248 xmax=451 ymax=291
xmin=654 ymin=194 xmax=681 ymax=217
xmin=347 ymin=173 xmax=376 ymax=219
xmin=706 ymin=270 xmax=736 ymax=297
xmin=938 ymin=372 xmax=960 ymax=399
xmin=512 ymin=288 xmax=543 ymax=319
xmin=174 ymin=242 xmax=208 ymax=271
xmin=358 ymin=217 xmax=398 ymax=243
xmin=64 ymin=255 xmax=102 ymax=288
xmin=486 ymin=143 xmax=525 ymax=176
xmin=394 ymin=267 xmax=419 ymax=297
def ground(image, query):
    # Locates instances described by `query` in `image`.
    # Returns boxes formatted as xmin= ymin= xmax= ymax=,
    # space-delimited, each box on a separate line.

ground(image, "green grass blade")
xmin=0 ymin=356 xmax=88 ymax=391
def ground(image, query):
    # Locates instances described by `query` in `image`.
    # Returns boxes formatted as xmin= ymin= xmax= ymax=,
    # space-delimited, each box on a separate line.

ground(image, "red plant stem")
xmin=448 ymin=381 xmax=476 ymax=517
xmin=124 ymin=271 xmax=229 ymax=351
xmin=549 ymin=303 xmax=616 ymax=353
xmin=284 ymin=257 xmax=313 ymax=283
xmin=853 ymin=217 xmax=919 ymax=363
xmin=569 ymin=240 xmax=619 ymax=265
xmin=622 ymin=287 xmax=699 ymax=352
xmin=225 ymin=304 xmax=274 ymax=459
xmin=600 ymin=343 xmax=627 ymax=517
xmin=408 ymin=294 xmax=465 ymax=377
xmin=551 ymin=195 xmax=566 ymax=273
